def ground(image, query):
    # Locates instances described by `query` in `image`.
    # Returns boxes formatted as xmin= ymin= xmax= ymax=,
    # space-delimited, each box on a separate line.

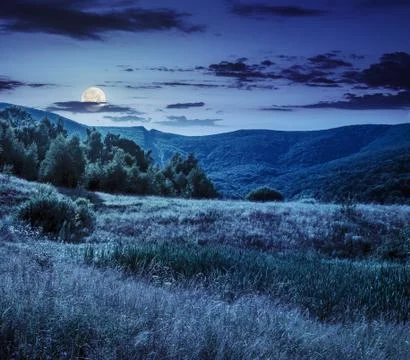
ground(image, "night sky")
xmin=1 ymin=0 xmax=410 ymax=135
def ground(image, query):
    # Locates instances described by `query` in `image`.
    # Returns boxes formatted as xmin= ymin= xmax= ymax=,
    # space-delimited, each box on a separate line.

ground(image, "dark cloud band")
xmin=0 ymin=0 xmax=204 ymax=40
xmin=46 ymin=101 xmax=142 ymax=114
xmin=0 ymin=76 xmax=55 ymax=92
xmin=263 ymin=91 xmax=410 ymax=111
xmin=166 ymin=102 xmax=205 ymax=109
xmin=232 ymin=4 xmax=327 ymax=18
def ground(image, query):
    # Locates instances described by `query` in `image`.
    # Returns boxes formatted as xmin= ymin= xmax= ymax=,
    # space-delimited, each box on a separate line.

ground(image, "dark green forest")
xmin=0 ymin=117 xmax=218 ymax=199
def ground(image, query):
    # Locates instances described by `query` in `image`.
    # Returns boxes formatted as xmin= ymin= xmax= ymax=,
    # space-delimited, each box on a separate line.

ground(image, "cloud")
xmin=276 ymin=55 xmax=300 ymax=62
xmin=261 ymin=106 xmax=293 ymax=112
xmin=361 ymin=52 xmax=410 ymax=90
xmin=46 ymin=101 xmax=142 ymax=114
xmin=232 ymin=4 xmax=327 ymax=17
xmin=148 ymin=66 xmax=194 ymax=72
xmin=104 ymin=80 xmax=126 ymax=85
xmin=305 ymin=82 xmax=341 ymax=88
xmin=209 ymin=61 xmax=260 ymax=79
xmin=261 ymin=60 xmax=275 ymax=67
xmin=274 ymin=52 xmax=361 ymax=86
xmin=121 ymin=51 xmax=410 ymax=94
xmin=279 ymin=66 xmax=341 ymax=87
xmin=230 ymin=83 xmax=278 ymax=90
xmin=117 ymin=65 xmax=140 ymax=72
xmin=205 ymin=54 xmax=356 ymax=87
xmin=0 ymin=78 xmax=25 ymax=91
xmin=303 ymin=92 xmax=410 ymax=110
xmin=308 ymin=54 xmax=353 ymax=69
xmin=341 ymin=70 xmax=363 ymax=84
xmin=208 ymin=60 xmax=279 ymax=80
xmin=166 ymin=102 xmax=205 ymax=109
xmin=103 ymin=115 xmax=151 ymax=122
xmin=155 ymin=82 xmax=222 ymax=88
xmin=156 ymin=115 xmax=222 ymax=127
xmin=263 ymin=91 xmax=410 ymax=111
xmin=359 ymin=0 xmax=410 ymax=7
xmin=126 ymin=85 xmax=163 ymax=90
xmin=27 ymin=83 xmax=53 ymax=88
xmin=0 ymin=0 xmax=204 ymax=40
xmin=0 ymin=76 xmax=55 ymax=92
xmin=350 ymin=53 xmax=366 ymax=60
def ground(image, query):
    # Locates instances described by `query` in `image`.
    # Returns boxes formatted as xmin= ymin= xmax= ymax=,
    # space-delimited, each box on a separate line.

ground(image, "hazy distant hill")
xmin=1 ymin=103 xmax=409 ymax=202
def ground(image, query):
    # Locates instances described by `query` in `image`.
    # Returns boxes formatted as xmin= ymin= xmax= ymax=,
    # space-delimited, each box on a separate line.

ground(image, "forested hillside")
xmin=1 ymin=103 xmax=409 ymax=203
xmin=0 ymin=110 xmax=217 ymax=199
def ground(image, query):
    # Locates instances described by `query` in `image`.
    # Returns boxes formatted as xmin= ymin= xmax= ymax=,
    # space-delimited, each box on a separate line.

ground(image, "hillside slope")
xmin=1 ymin=103 xmax=409 ymax=201
xmin=99 ymin=124 xmax=410 ymax=201
xmin=0 ymin=103 xmax=87 ymax=136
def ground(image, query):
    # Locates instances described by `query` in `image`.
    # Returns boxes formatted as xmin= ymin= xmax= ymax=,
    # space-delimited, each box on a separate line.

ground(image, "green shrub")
xmin=84 ymin=163 xmax=104 ymax=191
xmin=18 ymin=186 xmax=95 ymax=242
xmin=39 ymin=136 xmax=85 ymax=188
xmin=378 ymin=226 xmax=410 ymax=262
xmin=162 ymin=153 xmax=218 ymax=199
xmin=246 ymin=187 xmax=284 ymax=202
xmin=186 ymin=168 xmax=218 ymax=199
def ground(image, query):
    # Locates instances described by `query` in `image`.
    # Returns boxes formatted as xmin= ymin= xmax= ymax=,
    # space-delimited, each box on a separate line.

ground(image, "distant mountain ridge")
xmin=1 ymin=102 xmax=409 ymax=202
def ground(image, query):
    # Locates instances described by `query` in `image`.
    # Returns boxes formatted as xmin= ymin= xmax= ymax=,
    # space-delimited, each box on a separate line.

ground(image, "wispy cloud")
xmin=0 ymin=78 xmax=25 ymax=92
xmin=308 ymin=54 xmax=353 ymax=70
xmin=149 ymin=66 xmax=195 ymax=72
xmin=0 ymin=76 xmax=55 ymax=92
xmin=166 ymin=102 xmax=205 ymax=109
xmin=126 ymin=85 xmax=163 ymax=90
xmin=261 ymin=106 xmax=294 ymax=112
xmin=232 ymin=4 xmax=327 ymax=18
xmin=46 ymin=101 xmax=142 ymax=114
xmin=262 ymin=91 xmax=410 ymax=111
xmin=154 ymin=82 xmax=222 ymax=88
xmin=205 ymin=55 xmax=355 ymax=88
xmin=359 ymin=0 xmax=410 ymax=8
xmin=208 ymin=60 xmax=278 ymax=80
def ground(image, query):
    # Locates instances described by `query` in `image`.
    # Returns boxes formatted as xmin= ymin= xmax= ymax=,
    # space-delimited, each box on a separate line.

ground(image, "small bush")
xmin=340 ymin=198 xmax=359 ymax=220
xmin=378 ymin=226 xmax=410 ymax=262
xmin=246 ymin=187 xmax=284 ymax=202
xmin=18 ymin=185 xmax=95 ymax=242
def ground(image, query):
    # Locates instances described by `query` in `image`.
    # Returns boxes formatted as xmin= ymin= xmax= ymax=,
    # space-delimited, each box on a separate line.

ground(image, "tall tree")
xmin=40 ymin=135 xmax=85 ymax=187
xmin=85 ymin=128 xmax=103 ymax=163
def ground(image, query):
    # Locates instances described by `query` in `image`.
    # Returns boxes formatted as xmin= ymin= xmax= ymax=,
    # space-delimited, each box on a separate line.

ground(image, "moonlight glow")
xmin=81 ymin=87 xmax=107 ymax=103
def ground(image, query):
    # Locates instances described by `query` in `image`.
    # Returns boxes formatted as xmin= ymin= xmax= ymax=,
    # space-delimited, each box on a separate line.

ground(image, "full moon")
xmin=81 ymin=87 xmax=107 ymax=103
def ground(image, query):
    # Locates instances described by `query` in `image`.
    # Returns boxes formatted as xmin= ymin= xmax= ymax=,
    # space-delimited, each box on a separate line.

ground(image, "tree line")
xmin=0 ymin=116 xmax=218 ymax=199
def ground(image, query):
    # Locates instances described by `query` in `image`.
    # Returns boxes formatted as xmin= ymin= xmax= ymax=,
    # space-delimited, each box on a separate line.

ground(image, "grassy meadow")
xmin=0 ymin=174 xmax=409 ymax=359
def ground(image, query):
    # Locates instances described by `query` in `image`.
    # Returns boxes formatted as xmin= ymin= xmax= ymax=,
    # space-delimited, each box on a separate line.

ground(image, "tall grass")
xmin=1 ymin=175 xmax=410 ymax=359
xmin=93 ymin=192 xmax=410 ymax=260
xmin=85 ymin=242 xmax=410 ymax=322
xmin=1 ymin=244 xmax=410 ymax=360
